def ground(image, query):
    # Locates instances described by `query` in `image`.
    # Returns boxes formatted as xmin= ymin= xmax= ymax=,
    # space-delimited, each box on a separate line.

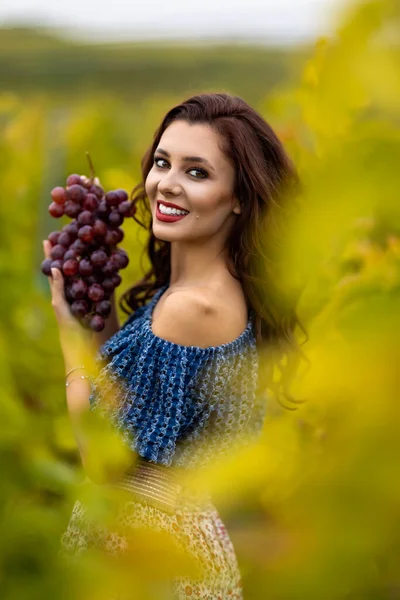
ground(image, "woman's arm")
xmin=43 ymin=240 xmax=106 ymax=472
xmin=65 ymin=295 xmax=120 ymax=467
xmin=58 ymin=312 xmax=96 ymax=472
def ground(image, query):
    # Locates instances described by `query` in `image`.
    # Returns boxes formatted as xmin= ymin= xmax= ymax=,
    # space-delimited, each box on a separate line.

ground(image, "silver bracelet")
xmin=65 ymin=365 xmax=86 ymax=379
xmin=66 ymin=375 xmax=90 ymax=388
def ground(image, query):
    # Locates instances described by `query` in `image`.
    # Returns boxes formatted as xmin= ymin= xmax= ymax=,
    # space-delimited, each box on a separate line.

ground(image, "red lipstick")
xmin=156 ymin=200 xmax=190 ymax=223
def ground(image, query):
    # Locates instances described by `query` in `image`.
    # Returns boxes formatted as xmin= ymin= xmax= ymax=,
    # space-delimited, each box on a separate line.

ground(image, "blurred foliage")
xmin=0 ymin=0 xmax=400 ymax=598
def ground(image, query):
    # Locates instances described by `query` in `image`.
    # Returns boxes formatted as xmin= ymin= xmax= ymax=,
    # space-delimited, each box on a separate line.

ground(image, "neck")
xmin=168 ymin=238 xmax=230 ymax=288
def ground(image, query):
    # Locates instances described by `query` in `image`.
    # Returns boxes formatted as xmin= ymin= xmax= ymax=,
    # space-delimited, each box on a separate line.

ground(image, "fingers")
xmin=50 ymin=266 xmax=66 ymax=305
xmin=42 ymin=239 xmax=63 ymax=299
xmin=42 ymin=240 xmax=67 ymax=293
xmin=43 ymin=239 xmax=51 ymax=260
xmin=43 ymin=240 xmax=55 ymax=300
xmin=43 ymin=239 xmax=74 ymax=327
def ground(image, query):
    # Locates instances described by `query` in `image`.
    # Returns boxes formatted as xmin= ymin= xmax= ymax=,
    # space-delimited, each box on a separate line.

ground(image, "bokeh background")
xmin=0 ymin=0 xmax=399 ymax=598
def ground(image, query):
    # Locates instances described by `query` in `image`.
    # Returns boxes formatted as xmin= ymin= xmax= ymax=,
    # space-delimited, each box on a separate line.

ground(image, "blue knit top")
xmin=88 ymin=282 xmax=266 ymax=469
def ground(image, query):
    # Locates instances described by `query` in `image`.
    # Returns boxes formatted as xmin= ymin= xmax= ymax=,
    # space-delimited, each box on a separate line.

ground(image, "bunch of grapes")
xmin=41 ymin=165 xmax=135 ymax=332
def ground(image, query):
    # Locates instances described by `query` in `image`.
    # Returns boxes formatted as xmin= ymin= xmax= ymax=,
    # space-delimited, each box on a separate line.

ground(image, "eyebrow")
xmin=155 ymin=147 xmax=215 ymax=173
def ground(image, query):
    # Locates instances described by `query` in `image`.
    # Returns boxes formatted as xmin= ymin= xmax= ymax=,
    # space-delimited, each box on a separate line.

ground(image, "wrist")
xmin=65 ymin=364 xmax=87 ymax=378
xmin=65 ymin=372 xmax=90 ymax=388
xmin=59 ymin=326 xmax=92 ymax=370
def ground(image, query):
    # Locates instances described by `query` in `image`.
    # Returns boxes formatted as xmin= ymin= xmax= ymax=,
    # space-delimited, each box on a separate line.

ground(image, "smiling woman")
xmin=57 ymin=92 xmax=307 ymax=599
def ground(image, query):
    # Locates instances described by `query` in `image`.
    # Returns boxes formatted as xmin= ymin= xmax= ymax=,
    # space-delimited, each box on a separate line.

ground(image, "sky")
xmin=0 ymin=0 xmax=344 ymax=44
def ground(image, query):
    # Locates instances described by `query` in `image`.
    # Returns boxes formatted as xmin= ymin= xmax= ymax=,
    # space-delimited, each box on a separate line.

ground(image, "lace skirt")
xmin=58 ymin=467 xmax=243 ymax=600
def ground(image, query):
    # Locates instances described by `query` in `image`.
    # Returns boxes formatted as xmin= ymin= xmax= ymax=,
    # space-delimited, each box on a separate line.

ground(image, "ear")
xmin=232 ymin=196 xmax=242 ymax=215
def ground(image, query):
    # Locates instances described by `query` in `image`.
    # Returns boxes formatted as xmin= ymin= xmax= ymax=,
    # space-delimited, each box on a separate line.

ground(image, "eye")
xmin=188 ymin=167 xmax=208 ymax=179
xmin=153 ymin=156 xmax=208 ymax=179
xmin=154 ymin=157 xmax=168 ymax=169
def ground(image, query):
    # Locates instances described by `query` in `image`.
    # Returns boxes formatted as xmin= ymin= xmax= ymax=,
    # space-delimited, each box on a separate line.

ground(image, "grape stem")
xmin=85 ymin=151 xmax=96 ymax=184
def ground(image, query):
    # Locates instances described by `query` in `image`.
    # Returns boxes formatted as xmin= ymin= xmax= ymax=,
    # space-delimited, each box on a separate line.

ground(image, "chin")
xmin=152 ymin=224 xmax=191 ymax=244
xmin=152 ymin=224 xmax=174 ymax=242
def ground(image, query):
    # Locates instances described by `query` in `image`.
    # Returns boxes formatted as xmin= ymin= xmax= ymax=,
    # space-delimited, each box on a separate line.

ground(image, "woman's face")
xmin=145 ymin=120 xmax=241 ymax=243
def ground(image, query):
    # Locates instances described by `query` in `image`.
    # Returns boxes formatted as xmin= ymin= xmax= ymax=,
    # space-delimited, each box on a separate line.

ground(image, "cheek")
xmin=195 ymin=186 xmax=229 ymax=214
xmin=145 ymin=170 xmax=158 ymax=197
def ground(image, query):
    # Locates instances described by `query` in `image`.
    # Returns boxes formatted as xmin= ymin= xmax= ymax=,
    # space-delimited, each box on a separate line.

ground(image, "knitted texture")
xmin=89 ymin=283 xmax=266 ymax=469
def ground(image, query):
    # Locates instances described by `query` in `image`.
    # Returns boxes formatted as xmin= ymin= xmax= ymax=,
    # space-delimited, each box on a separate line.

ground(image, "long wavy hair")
xmin=120 ymin=92 xmax=308 ymax=410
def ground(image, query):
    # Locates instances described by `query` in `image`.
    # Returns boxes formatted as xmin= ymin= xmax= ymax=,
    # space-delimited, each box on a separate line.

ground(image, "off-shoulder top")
xmin=88 ymin=282 xmax=266 ymax=469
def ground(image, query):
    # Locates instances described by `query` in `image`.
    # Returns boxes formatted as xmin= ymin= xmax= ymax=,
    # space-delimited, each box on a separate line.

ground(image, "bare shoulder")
xmin=151 ymin=286 xmax=248 ymax=349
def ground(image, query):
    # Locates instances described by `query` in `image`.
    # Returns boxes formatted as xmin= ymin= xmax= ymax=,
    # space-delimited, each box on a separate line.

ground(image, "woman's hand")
xmin=43 ymin=240 xmax=93 ymax=368
xmin=43 ymin=240 xmax=77 ymax=331
xmin=43 ymin=239 xmax=120 ymax=367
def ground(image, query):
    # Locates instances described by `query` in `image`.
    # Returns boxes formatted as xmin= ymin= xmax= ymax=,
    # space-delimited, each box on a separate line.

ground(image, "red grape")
xmin=58 ymin=232 xmax=71 ymax=247
xmin=64 ymin=248 xmax=78 ymax=260
xmin=90 ymin=184 xmax=104 ymax=199
xmin=118 ymin=201 xmax=133 ymax=216
xmin=111 ymin=273 xmax=122 ymax=288
xmin=70 ymin=300 xmax=89 ymax=318
xmin=116 ymin=189 xmax=129 ymax=203
xmin=78 ymin=225 xmax=94 ymax=243
xmin=63 ymin=259 xmax=79 ymax=277
xmin=88 ymin=283 xmax=104 ymax=302
xmin=102 ymin=278 xmax=115 ymax=294
xmin=50 ymin=244 xmax=66 ymax=260
xmin=93 ymin=219 xmax=107 ymax=237
xmin=63 ymin=222 xmax=79 ymax=238
xmin=48 ymin=231 xmax=60 ymax=246
xmin=114 ymin=249 xmax=129 ymax=269
xmin=67 ymin=184 xmax=86 ymax=203
xmin=66 ymin=174 xmax=82 ymax=186
xmin=78 ymin=210 xmax=93 ymax=226
xmin=51 ymin=259 xmax=64 ymax=271
xmin=91 ymin=250 xmax=108 ymax=268
xmin=83 ymin=193 xmax=99 ymax=211
xmin=95 ymin=300 xmax=111 ymax=317
xmin=70 ymin=279 xmax=88 ymax=300
xmin=79 ymin=259 xmax=93 ymax=276
xmin=86 ymin=275 xmax=99 ymax=286
xmin=89 ymin=315 xmax=105 ymax=332
xmin=97 ymin=199 xmax=109 ymax=219
xmin=105 ymin=229 xmax=119 ymax=246
xmin=113 ymin=228 xmax=124 ymax=243
xmin=51 ymin=186 xmax=67 ymax=205
xmin=105 ymin=191 xmax=119 ymax=207
xmin=109 ymin=211 xmax=123 ymax=227
xmin=103 ymin=260 xmax=117 ymax=276
xmin=71 ymin=239 xmax=87 ymax=256
xmin=64 ymin=201 xmax=81 ymax=218
xmin=49 ymin=202 xmax=64 ymax=218
xmin=41 ymin=258 xmax=53 ymax=276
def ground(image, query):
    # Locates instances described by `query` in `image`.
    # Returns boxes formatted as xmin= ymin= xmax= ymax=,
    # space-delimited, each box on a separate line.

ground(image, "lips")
xmin=156 ymin=202 xmax=190 ymax=223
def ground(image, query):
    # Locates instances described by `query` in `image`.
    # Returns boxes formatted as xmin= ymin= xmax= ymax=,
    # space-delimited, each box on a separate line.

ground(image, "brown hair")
xmin=120 ymin=92 xmax=308 ymax=409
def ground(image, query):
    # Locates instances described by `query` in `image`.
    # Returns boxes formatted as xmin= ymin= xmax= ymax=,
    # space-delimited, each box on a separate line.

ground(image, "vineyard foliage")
xmin=0 ymin=1 xmax=399 ymax=598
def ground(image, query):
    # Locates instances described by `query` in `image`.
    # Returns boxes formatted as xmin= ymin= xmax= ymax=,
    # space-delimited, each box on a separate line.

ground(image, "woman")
xmin=44 ymin=93 xmax=305 ymax=599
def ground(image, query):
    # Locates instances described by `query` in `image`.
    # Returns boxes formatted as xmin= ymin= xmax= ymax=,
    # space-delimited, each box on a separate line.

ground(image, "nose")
xmin=157 ymin=171 xmax=182 ymax=196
